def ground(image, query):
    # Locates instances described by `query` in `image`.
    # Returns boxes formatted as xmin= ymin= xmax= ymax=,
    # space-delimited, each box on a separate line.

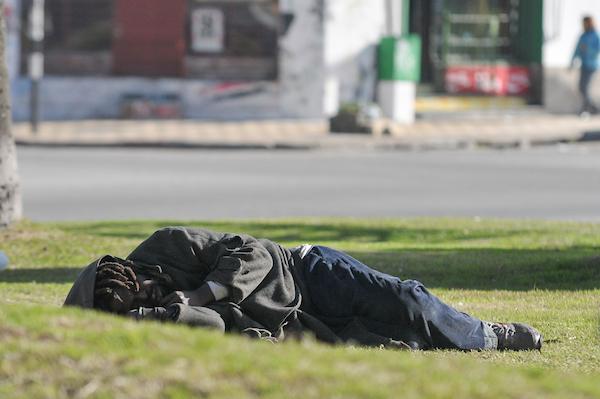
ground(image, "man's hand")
xmin=127 ymin=306 xmax=179 ymax=322
xmin=161 ymin=290 xmax=193 ymax=306
xmin=161 ymin=284 xmax=215 ymax=307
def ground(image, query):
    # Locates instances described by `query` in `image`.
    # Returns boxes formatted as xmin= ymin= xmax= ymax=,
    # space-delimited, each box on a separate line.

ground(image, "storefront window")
xmin=19 ymin=0 xmax=279 ymax=80
xmin=20 ymin=0 xmax=113 ymax=75
xmin=441 ymin=0 xmax=516 ymax=64
xmin=412 ymin=0 xmax=542 ymax=98
xmin=186 ymin=0 xmax=279 ymax=80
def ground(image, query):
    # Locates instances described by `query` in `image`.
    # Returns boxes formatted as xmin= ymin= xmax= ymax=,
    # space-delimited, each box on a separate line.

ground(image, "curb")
xmin=14 ymin=131 xmax=591 ymax=152
xmin=12 ymin=117 xmax=600 ymax=151
xmin=15 ymin=139 xmax=318 ymax=151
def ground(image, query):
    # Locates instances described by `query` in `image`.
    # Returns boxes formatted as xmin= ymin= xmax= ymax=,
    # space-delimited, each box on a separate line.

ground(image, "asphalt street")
xmin=16 ymin=144 xmax=600 ymax=222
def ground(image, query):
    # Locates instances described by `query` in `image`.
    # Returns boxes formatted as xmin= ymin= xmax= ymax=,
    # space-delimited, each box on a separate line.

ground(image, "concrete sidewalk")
xmin=12 ymin=113 xmax=600 ymax=150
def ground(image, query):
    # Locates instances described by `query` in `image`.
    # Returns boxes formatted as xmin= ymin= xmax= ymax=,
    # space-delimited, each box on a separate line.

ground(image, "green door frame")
xmin=402 ymin=0 xmax=410 ymax=35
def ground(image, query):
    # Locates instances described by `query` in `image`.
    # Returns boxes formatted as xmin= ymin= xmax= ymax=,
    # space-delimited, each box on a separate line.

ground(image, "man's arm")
xmin=129 ymin=303 xmax=226 ymax=332
xmin=161 ymin=283 xmax=217 ymax=307
xmin=593 ymin=33 xmax=600 ymax=58
xmin=203 ymin=233 xmax=274 ymax=303
xmin=127 ymin=227 xmax=274 ymax=306
xmin=161 ymin=232 xmax=273 ymax=306
xmin=571 ymin=36 xmax=583 ymax=68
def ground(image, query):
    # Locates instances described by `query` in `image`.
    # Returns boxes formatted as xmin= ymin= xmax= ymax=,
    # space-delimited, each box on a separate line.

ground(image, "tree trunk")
xmin=0 ymin=9 xmax=22 ymax=226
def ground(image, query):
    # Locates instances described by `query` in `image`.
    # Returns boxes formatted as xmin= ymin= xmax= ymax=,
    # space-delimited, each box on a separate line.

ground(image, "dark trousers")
xmin=579 ymin=68 xmax=597 ymax=113
xmin=299 ymin=246 xmax=491 ymax=350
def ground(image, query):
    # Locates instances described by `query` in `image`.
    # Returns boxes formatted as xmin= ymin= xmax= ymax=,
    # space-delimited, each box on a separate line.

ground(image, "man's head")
xmin=583 ymin=16 xmax=595 ymax=32
xmin=93 ymin=258 xmax=168 ymax=314
xmin=94 ymin=260 xmax=140 ymax=314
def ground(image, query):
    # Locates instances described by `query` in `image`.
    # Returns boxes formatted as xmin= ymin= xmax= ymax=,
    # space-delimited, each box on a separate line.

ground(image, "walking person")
xmin=571 ymin=16 xmax=600 ymax=115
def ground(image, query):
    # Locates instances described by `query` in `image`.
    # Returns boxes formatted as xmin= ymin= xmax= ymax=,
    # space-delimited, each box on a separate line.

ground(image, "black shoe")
xmin=486 ymin=322 xmax=543 ymax=351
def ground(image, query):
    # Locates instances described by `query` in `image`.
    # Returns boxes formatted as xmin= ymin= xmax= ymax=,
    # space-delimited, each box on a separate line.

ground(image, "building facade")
xmin=6 ymin=0 xmax=598 ymax=121
xmin=10 ymin=0 xmax=390 ymax=121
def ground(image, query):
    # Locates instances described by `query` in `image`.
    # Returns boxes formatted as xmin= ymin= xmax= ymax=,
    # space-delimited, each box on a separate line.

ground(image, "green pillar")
xmin=514 ymin=0 xmax=543 ymax=64
xmin=402 ymin=0 xmax=410 ymax=35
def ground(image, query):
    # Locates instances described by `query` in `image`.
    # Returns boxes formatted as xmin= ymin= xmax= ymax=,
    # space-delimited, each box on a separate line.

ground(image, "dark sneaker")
xmin=486 ymin=322 xmax=543 ymax=351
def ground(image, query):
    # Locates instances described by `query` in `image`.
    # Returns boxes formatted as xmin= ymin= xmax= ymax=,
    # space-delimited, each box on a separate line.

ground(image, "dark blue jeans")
xmin=579 ymin=68 xmax=597 ymax=113
xmin=299 ymin=246 xmax=494 ymax=350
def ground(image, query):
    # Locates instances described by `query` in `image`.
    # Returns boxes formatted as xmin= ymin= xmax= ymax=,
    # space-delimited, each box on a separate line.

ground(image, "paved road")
xmin=17 ymin=144 xmax=600 ymax=221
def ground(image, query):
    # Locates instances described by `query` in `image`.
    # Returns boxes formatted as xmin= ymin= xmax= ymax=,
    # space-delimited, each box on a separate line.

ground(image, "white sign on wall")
xmin=191 ymin=8 xmax=225 ymax=53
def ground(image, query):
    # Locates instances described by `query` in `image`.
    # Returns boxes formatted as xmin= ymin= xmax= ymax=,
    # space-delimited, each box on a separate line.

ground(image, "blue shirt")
xmin=573 ymin=30 xmax=600 ymax=71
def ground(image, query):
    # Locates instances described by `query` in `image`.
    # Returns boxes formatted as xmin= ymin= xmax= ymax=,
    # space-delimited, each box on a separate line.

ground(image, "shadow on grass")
xmin=8 ymin=220 xmax=599 ymax=290
xmin=0 ymin=267 xmax=80 ymax=284
xmin=347 ymin=249 xmax=600 ymax=291
xmin=1 ymin=249 xmax=599 ymax=291
xmin=58 ymin=220 xmax=540 ymax=245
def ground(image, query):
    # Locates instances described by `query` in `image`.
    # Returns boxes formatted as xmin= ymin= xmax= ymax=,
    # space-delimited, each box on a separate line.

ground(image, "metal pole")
xmin=385 ymin=0 xmax=393 ymax=35
xmin=385 ymin=0 xmax=404 ymax=37
xmin=28 ymin=0 xmax=44 ymax=134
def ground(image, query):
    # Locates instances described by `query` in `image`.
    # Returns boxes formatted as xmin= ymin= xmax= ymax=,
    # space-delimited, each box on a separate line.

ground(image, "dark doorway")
xmin=409 ymin=0 xmax=433 ymax=84
xmin=113 ymin=0 xmax=187 ymax=77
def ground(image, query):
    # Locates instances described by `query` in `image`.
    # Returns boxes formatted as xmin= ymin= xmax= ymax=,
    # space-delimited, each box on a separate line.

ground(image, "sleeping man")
xmin=64 ymin=226 xmax=542 ymax=351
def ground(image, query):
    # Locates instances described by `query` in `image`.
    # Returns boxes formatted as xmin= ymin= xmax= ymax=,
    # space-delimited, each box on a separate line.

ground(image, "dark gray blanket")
xmin=64 ymin=227 xmax=409 ymax=348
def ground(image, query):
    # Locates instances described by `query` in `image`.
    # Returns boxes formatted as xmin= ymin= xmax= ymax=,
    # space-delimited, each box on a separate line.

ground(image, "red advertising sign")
xmin=445 ymin=66 xmax=531 ymax=96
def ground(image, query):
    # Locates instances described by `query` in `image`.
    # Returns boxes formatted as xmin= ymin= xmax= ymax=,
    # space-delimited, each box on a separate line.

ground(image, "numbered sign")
xmin=191 ymin=8 xmax=225 ymax=53
xmin=445 ymin=66 xmax=531 ymax=95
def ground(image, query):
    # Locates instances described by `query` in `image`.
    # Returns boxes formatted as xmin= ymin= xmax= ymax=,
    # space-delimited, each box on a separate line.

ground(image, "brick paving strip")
xmin=12 ymin=115 xmax=600 ymax=150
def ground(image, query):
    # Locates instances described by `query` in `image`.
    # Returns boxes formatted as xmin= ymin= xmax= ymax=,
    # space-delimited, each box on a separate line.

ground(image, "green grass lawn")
xmin=1 ymin=218 xmax=599 ymax=398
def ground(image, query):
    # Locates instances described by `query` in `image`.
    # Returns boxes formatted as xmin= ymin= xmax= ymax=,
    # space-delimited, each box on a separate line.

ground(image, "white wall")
xmin=323 ymin=0 xmax=387 ymax=115
xmin=10 ymin=77 xmax=282 ymax=121
xmin=279 ymin=0 xmax=389 ymax=118
xmin=278 ymin=0 xmax=326 ymax=118
xmin=543 ymin=0 xmax=600 ymax=112
xmin=543 ymin=0 xmax=600 ymax=68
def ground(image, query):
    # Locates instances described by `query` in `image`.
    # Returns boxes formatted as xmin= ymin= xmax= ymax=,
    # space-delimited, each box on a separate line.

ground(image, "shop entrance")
xmin=409 ymin=0 xmax=543 ymax=108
